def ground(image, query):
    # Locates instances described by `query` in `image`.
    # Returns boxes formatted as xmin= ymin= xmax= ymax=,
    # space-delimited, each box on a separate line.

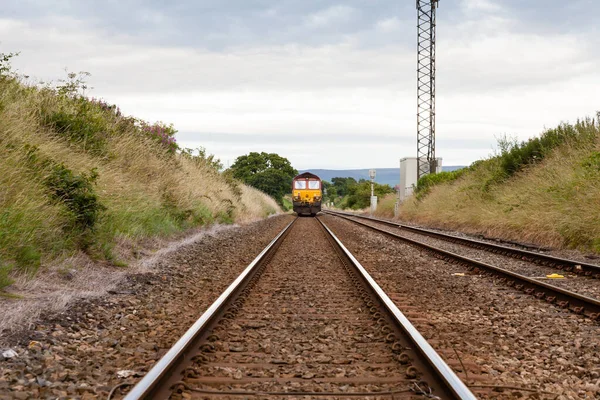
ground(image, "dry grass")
xmin=373 ymin=194 xmax=397 ymax=219
xmin=396 ymin=120 xmax=600 ymax=252
xmin=0 ymin=76 xmax=280 ymax=290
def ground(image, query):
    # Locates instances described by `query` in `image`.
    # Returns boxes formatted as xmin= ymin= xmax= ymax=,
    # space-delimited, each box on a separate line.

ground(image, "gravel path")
xmin=0 ymin=215 xmax=293 ymax=399
xmin=342 ymin=214 xmax=600 ymax=301
xmin=322 ymin=214 xmax=600 ymax=400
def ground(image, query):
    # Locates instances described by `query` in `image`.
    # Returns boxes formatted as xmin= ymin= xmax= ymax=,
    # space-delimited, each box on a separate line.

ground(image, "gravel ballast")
xmin=322 ymin=214 xmax=600 ymax=400
xmin=343 ymin=215 xmax=600 ymax=300
xmin=0 ymin=215 xmax=293 ymax=399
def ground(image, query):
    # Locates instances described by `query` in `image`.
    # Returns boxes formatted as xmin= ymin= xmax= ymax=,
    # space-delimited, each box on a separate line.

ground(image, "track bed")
xmin=123 ymin=217 xmax=473 ymax=399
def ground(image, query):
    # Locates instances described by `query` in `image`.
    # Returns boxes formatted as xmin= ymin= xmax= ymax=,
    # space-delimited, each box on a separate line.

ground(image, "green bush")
xmin=415 ymin=168 xmax=467 ymax=200
xmin=496 ymin=119 xmax=596 ymax=180
xmin=44 ymin=164 xmax=105 ymax=241
xmin=346 ymin=180 xmax=395 ymax=209
xmin=44 ymin=98 xmax=110 ymax=155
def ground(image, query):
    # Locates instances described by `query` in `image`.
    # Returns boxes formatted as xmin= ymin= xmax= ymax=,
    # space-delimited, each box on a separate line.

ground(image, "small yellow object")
xmin=452 ymin=273 xmax=466 ymax=276
xmin=546 ymin=273 xmax=565 ymax=279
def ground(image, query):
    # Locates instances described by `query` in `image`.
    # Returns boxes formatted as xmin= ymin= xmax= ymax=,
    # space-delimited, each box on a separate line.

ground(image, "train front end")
xmin=292 ymin=172 xmax=322 ymax=216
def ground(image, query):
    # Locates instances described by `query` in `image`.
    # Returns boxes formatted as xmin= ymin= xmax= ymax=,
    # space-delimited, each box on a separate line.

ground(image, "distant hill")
xmin=299 ymin=167 xmax=465 ymax=187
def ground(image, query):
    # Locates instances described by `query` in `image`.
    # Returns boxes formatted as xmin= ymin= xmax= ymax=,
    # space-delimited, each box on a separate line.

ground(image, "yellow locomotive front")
xmin=292 ymin=172 xmax=322 ymax=216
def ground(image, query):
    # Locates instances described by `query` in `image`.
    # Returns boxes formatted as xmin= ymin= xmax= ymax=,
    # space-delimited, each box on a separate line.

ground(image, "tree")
xmin=331 ymin=177 xmax=357 ymax=197
xmin=346 ymin=181 xmax=394 ymax=209
xmin=228 ymin=152 xmax=297 ymax=204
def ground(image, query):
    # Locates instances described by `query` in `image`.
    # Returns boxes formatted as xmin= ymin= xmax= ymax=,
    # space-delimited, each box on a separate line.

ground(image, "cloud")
xmin=375 ymin=17 xmax=401 ymax=32
xmin=1 ymin=1 xmax=599 ymax=169
xmin=305 ymin=5 xmax=357 ymax=27
xmin=462 ymin=0 xmax=503 ymax=13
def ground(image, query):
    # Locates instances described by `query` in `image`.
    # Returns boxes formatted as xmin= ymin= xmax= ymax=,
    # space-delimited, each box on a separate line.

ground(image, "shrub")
xmin=44 ymin=164 xmax=105 ymax=243
xmin=415 ymin=168 xmax=467 ymax=200
xmin=44 ymin=97 xmax=111 ymax=155
xmin=141 ymin=122 xmax=178 ymax=153
xmin=496 ymin=119 xmax=596 ymax=180
xmin=346 ymin=180 xmax=395 ymax=209
xmin=181 ymin=147 xmax=223 ymax=171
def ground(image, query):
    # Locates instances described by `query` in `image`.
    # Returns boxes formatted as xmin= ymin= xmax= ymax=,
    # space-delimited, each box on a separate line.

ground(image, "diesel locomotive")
xmin=292 ymin=172 xmax=322 ymax=216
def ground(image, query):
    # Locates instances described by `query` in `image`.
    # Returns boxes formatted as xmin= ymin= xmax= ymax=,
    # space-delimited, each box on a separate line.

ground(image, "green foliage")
xmin=44 ymin=164 xmax=105 ymax=244
xmin=14 ymin=246 xmax=41 ymax=275
xmin=222 ymin=170 xmax=243 ymax=199
xmin=181 ymin=147 xmax=223 ymax=171
xmin=494 ymin=119 xmax=596 ymax=181
xmin=345 ymin=180 xmax=394 ymax=209
xmin=281 ymin=196 xmax=292 ymax=212
xmin=0 ymin=51 xmax=19 ymax=77
xmin=44 ymin=97 xmax=111 ymax=155
xmin=415 ymin=168 xmax=467 ymax=200
xmin=0 ymin=263 xmax=13 ymax=291
xmin=582 ymin=151 xmax=600 ymax=171
xmin=56 ymin=71 xmax=92 ymax=97
xmin=413 ymin=117 xmax=599 ymax=201
xmin=326 ymin=177 xmax=393 ymax=209
xmin=330 ymin=177 xmax=357 ymax=197
xmin=141 ymin=122 xmax=179 ymax=153
xmin=228 ymin=152 xmax=297 ymax=204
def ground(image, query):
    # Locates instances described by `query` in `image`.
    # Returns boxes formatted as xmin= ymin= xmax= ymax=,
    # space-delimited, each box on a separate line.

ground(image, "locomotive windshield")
xmin=308 ymin=181 xmax=320 ymax=189
xmin=294 ymin=180 xmax=307 ymax=189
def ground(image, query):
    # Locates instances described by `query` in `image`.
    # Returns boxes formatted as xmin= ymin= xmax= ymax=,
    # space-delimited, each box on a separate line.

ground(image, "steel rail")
xmin=317 ymin=218 xmax=477 ymax=400
xmin=325 ymin=212 xmax=600 ymax=320
xmin=325 ymin=210 xmax=600 ymax=278
xmin=123 ymin=219 xmax=296 ymax=400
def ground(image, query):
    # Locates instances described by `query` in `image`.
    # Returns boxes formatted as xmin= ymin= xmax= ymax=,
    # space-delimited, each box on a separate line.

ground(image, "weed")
xmin=15 ymin=246 xmax=41 ymax=275
xmin=0 ymin=263 xmax=14 ymax=290
xmin=56 ymin=71 xmax=92 ymax=97
xmin=582 ymin=152 xmax=600 ymax=171
xmin=141 ymin=122 xmax=179 ymax=153
xmin=44 ymin=164 xmax=105 ymax=247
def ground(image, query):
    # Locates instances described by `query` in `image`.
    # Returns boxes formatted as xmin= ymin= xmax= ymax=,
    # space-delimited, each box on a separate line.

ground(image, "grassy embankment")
xmin=376 ymin=116 xmax=600 ymax=253
xmin=0 ymin=67 xmax=279 ymax=291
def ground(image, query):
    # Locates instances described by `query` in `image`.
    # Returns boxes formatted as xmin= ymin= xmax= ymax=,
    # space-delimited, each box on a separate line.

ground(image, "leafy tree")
xmin=331 ymin=177 xmax=357 ymax=197
xmin=346 ymin=180 xmax=394 ymax=209
xmin=228 ymin=152 xmax=297 ymax=204
xmin=322 ymin=180 xmax=337 ymax=202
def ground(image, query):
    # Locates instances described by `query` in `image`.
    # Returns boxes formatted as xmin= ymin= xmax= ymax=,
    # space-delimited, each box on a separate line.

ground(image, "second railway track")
xmin=122 ymin=217 xmax=475 ymax=399
xmin=324 ymin=210 xmax=600 ymax=320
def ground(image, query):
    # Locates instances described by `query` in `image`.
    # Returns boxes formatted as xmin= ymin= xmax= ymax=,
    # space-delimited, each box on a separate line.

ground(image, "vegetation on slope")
xmin=0 ymin=54 xmax=279 ymax=290
xmin=381 ymin=115 xmax=600 ymax=252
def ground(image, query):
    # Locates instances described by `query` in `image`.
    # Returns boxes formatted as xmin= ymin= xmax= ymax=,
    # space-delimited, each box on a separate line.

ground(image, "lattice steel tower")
xmin=416 ymin=0 xmax=439 ymax=180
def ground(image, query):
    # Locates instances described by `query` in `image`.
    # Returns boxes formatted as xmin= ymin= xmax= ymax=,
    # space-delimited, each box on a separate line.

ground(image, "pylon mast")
xmin=416 ymin=0 xmax=439 ymax=180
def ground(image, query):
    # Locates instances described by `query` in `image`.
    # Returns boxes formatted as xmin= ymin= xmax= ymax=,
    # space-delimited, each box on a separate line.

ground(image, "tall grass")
xmin=398 ymin=116 xmax=600 ymax=252
xmin=0 ymin=70 xmax=279 ymax=290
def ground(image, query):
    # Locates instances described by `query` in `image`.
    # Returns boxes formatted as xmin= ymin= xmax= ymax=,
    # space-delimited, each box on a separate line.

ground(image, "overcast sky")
xmin=2 ymin=0 xmax=599 ymax=169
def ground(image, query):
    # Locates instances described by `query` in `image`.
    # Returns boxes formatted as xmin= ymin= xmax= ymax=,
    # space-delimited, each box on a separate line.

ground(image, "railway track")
xmin=121 ymin=217 xmax=476 ymax=399
xmin=324 ymin=210 xmax=600 ymax=320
